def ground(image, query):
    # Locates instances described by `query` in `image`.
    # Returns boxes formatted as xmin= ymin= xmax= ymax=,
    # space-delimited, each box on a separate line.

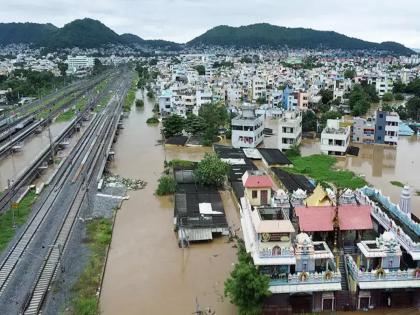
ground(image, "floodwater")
xmin=100 ymin=91 xmax=239 ymax=315
xmin=0 ymin=121 xmax=75 ymax=190
xmin=264 ymin=116 xmax=420 ymax=218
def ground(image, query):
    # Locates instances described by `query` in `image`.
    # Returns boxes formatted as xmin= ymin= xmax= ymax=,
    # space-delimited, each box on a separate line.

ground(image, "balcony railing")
xmin=346 ymin=255 xmax=420 ymax=282
xmin=269 ymin=270 xmax=341 ymax=286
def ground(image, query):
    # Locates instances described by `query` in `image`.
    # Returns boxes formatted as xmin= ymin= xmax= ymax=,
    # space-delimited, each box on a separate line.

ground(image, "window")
xmin=379 ymin=114 xmax=384 ymax=118
xmin=378 ymin=126 xmax=382 ymax=130
xmin=252 ymin=190 xmax=258 ymax=198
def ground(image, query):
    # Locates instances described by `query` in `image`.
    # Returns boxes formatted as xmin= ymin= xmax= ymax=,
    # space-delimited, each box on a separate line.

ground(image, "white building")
xmin=158 ymin=90 xmax=174 ymax=116
xmin=196 ymin=88 xmax=212 ymax=109
xmin=252 ymin=76 xmax=266 ymax=101
xmin=66 ymin=55 xmax=94 ymax=74
xmin=231 ymin=105 xmax=264 ymax=148
xmin=278 ymin=110 xmax=302 ymax=151
xmin=320 ymin=119 xmax=350 ymax=156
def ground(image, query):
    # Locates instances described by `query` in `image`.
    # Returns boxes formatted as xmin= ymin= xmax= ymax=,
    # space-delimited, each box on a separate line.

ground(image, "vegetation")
xmin=135 ymin=99 xmax=144 ymax=107
xmin=167 ymin=159 xmax=196 ymax=169
xmin=146 ymin=90 xmax=155 ymax=99
xmin=56 ymin=108 xmax=76 ymax=122
xmin=224 ymin=240 xmax=271 ymax=315
xmin=162 ymin=114 xmax=185 ymax=138
xmin=319 ymin=89 xmax=334 ymax=105
xmin=68 ymin=219 xmax=112 ymax=315
xmin=123 ymin=74 xmax=138 ymax=112
xmin=187 ymin=23 xmax=413 ymax=55
xmin=156 ymin=175 xmax=177 ymax=196
xmin=348 ymin=83 xmax=379 ymax=116
xmin=394 ymin=78 xmax=420 ymax=96
xmin=302 ymin=110 xmax=317 ymax=132
xmin=197 ymin=102 xmax=229 ymax=145
xmin=286 ymin=155 xmax=367 ymax=189
xmin=194 ymin=153 xmax=230 ymax=187
xmin=285 ymin=144 xmax=301 ymax=159
xmin=406 ymin=97 xmax=420 ymax=121
xmin=394 ymin=93 xmax=404 ymax=101
xmin=0 ymin=190 xmax=37 ymax=252
xmin=1 ymin=69 xmax=71 ymax=103
xmin=193 ymin=65 xmax=206 ymax=75
xmin=146 ymin=117 xmax=159 ymax=124
xmin=213 ymin=61 xmax=234 ymax=69
xmin=344 ymin=68 xmax=356 ymax=79
xmin=390 ymin=181 xmax=405 ymax=188
xmin=382 ymin=92 xmax=394 ymax=102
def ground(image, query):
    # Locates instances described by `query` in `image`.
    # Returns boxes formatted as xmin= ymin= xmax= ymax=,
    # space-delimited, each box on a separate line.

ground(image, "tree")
xmin=198 ymin=102 xmax=229 ymax=144
xmin=193 ymin=65 xmax=205 ymax=75
xmin=406 ymin=78 xmax=420 ymax=96
xmin=57 ymin=62 xmax=68 ymax=76
xmin=393 ymin=80 xmax=406 ymax=94
xmin=194 ymin=153 xmax=230 ymax=187
xmin=406 ymin=97 xmax=420 ymax=121
xmin=162 ymin=114 xmax=185 ymax=138
xmin=92 ymin=58 xmax=105 ymax=75
xmin=394 ymin=93 xmax=404 ymax=101
xmin=302 ymin=110 xmax=317 ymax=132
xmin=319 ymin=89 xmax=333 ymax=104
xmin=344 ymin=69 xmax=356 ymax=79
xmin=135 ymin=99 xmax=144 ymax=107
xmin=256 ymin=97 xmax=267 ymax=105
xmin=224 ymin=240 xmax=271 ymax=315
xmin=382 ymin=92 xmax=393 ymax=102
xmin=184 ymin=114 xmax=206 ymax=135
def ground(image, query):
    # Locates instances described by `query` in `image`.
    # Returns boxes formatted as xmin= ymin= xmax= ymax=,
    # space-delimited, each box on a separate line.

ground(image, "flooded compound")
xmin=265 ymin=116 xmax=420 ymax=218
xmin=100 ymin=91 xmax=239 ymax=315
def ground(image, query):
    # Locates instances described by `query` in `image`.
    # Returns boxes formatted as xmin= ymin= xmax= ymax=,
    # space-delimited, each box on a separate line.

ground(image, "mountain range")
xmin=0 ymin=18 xmax=415 ymax=55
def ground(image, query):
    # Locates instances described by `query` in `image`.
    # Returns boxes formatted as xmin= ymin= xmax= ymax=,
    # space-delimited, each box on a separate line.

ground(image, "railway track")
xmin=0 ymin=70 xmax=121 ymax=214
xmin=22 ymin=76 xmax=129 ymax=315
xmin=0 ymin=71 xmax=131 ymax=309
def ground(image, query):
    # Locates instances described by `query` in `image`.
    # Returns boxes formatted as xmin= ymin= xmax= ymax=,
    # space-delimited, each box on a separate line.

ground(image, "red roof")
xmin=295 ymin=206 xmax=335 ymax=232
xmin=243 ymin=174 xmax=274 ymax=188
xmin=295 ymin=205 xmax=373 ymax=232
xmin=338 ymin=205 xmax=373 ymax=231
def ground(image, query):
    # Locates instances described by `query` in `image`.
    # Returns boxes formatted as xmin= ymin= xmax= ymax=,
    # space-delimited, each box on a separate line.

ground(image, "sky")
xmin=1 ymin=0 xmax=420 ymax=48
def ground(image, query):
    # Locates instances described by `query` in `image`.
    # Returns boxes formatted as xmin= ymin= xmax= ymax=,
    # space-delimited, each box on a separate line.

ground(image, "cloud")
xmin=0 ymin=0 xmax=419 ymax=47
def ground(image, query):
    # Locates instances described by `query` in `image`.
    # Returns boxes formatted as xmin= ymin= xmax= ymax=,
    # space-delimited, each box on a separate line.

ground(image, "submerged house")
xmin=173 ymin=169 xmax=229 ymax=246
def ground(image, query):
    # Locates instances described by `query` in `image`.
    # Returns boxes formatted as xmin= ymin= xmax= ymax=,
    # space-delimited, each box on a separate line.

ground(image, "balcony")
xmin=346 ymin=255 xmax=420 ymax=290
xmin=268 ymin=270 xmax=342 ymax=293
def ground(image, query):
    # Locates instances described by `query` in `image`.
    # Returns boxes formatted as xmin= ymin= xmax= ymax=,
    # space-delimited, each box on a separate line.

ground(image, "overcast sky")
xmin=1 ymin=0 xmax=420 ymax=48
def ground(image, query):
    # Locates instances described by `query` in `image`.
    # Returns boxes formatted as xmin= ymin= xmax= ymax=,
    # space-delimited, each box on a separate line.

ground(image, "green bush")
xmin=156 ymin=175 xmax=177 ymax=196
xmin=394 ymin=93 xmax=404 ymax=101
xmin=135 ymin=99 xmax=144 ymax=107
xmin=146 ymin=117 xmax=159 ymax=124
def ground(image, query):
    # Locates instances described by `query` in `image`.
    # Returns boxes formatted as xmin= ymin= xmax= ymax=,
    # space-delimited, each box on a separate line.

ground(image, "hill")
xmin=42 ymin=18 xmax=122 ymax=48
xmin=187 ymin=23 xmax=414 ymax=55
xmin=0 ymin=18 xmax=181 ymax=50
xmin=0 ymin=22 xmax=57 ymax=45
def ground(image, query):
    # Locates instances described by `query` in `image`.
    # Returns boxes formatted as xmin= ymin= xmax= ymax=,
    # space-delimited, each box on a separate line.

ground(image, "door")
xmin=322 ymin=298 xmax=334 ymax=311
xmin=261 ymin=190 xmax=268 ymax=205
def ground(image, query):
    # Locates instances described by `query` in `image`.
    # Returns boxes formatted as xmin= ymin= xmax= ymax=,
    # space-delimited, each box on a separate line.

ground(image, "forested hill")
xmin=187 ymin=23 xmax=414 ymax=55
xmin=0 ymin=18 xmax=181 ymax=50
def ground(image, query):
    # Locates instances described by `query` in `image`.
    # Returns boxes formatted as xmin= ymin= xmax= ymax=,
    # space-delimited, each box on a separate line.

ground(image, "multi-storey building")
xmin=374 ymin=110 xmax=399 ymax=145
xmin=231 ymin=105 xmax=264 ymax=148
xmin=278 ymin=110 xmax=302 ymax=151
xmin=320 ymin=119 xmax=350 ymax=156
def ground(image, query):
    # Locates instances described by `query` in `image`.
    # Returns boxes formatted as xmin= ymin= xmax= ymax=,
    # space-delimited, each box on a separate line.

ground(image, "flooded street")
xmin=100 ymin=92 xmax=239 ymax=315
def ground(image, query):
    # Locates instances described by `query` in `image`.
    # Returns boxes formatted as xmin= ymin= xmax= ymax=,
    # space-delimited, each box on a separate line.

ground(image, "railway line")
xmin=0 ymin=69 xmax=121 ymax=215
xmin=0 ymin=69 xmax=133 ymax=314
xmin=0 ymin=71 xmax=115 ymax=158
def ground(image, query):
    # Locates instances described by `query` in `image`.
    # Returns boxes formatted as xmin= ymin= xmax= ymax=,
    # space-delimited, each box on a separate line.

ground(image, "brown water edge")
xmin=100 ymin=92 xmax=239 ymax=315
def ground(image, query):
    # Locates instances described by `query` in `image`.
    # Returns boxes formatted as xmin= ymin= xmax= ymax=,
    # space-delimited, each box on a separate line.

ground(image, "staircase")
xmin=339 ymin=254 xmax=348 ymax=291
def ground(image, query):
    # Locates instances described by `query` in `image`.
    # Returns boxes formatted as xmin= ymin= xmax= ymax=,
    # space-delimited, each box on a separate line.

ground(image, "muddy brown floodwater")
xmin=100 ymin=91 xmax=240 ymax=315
